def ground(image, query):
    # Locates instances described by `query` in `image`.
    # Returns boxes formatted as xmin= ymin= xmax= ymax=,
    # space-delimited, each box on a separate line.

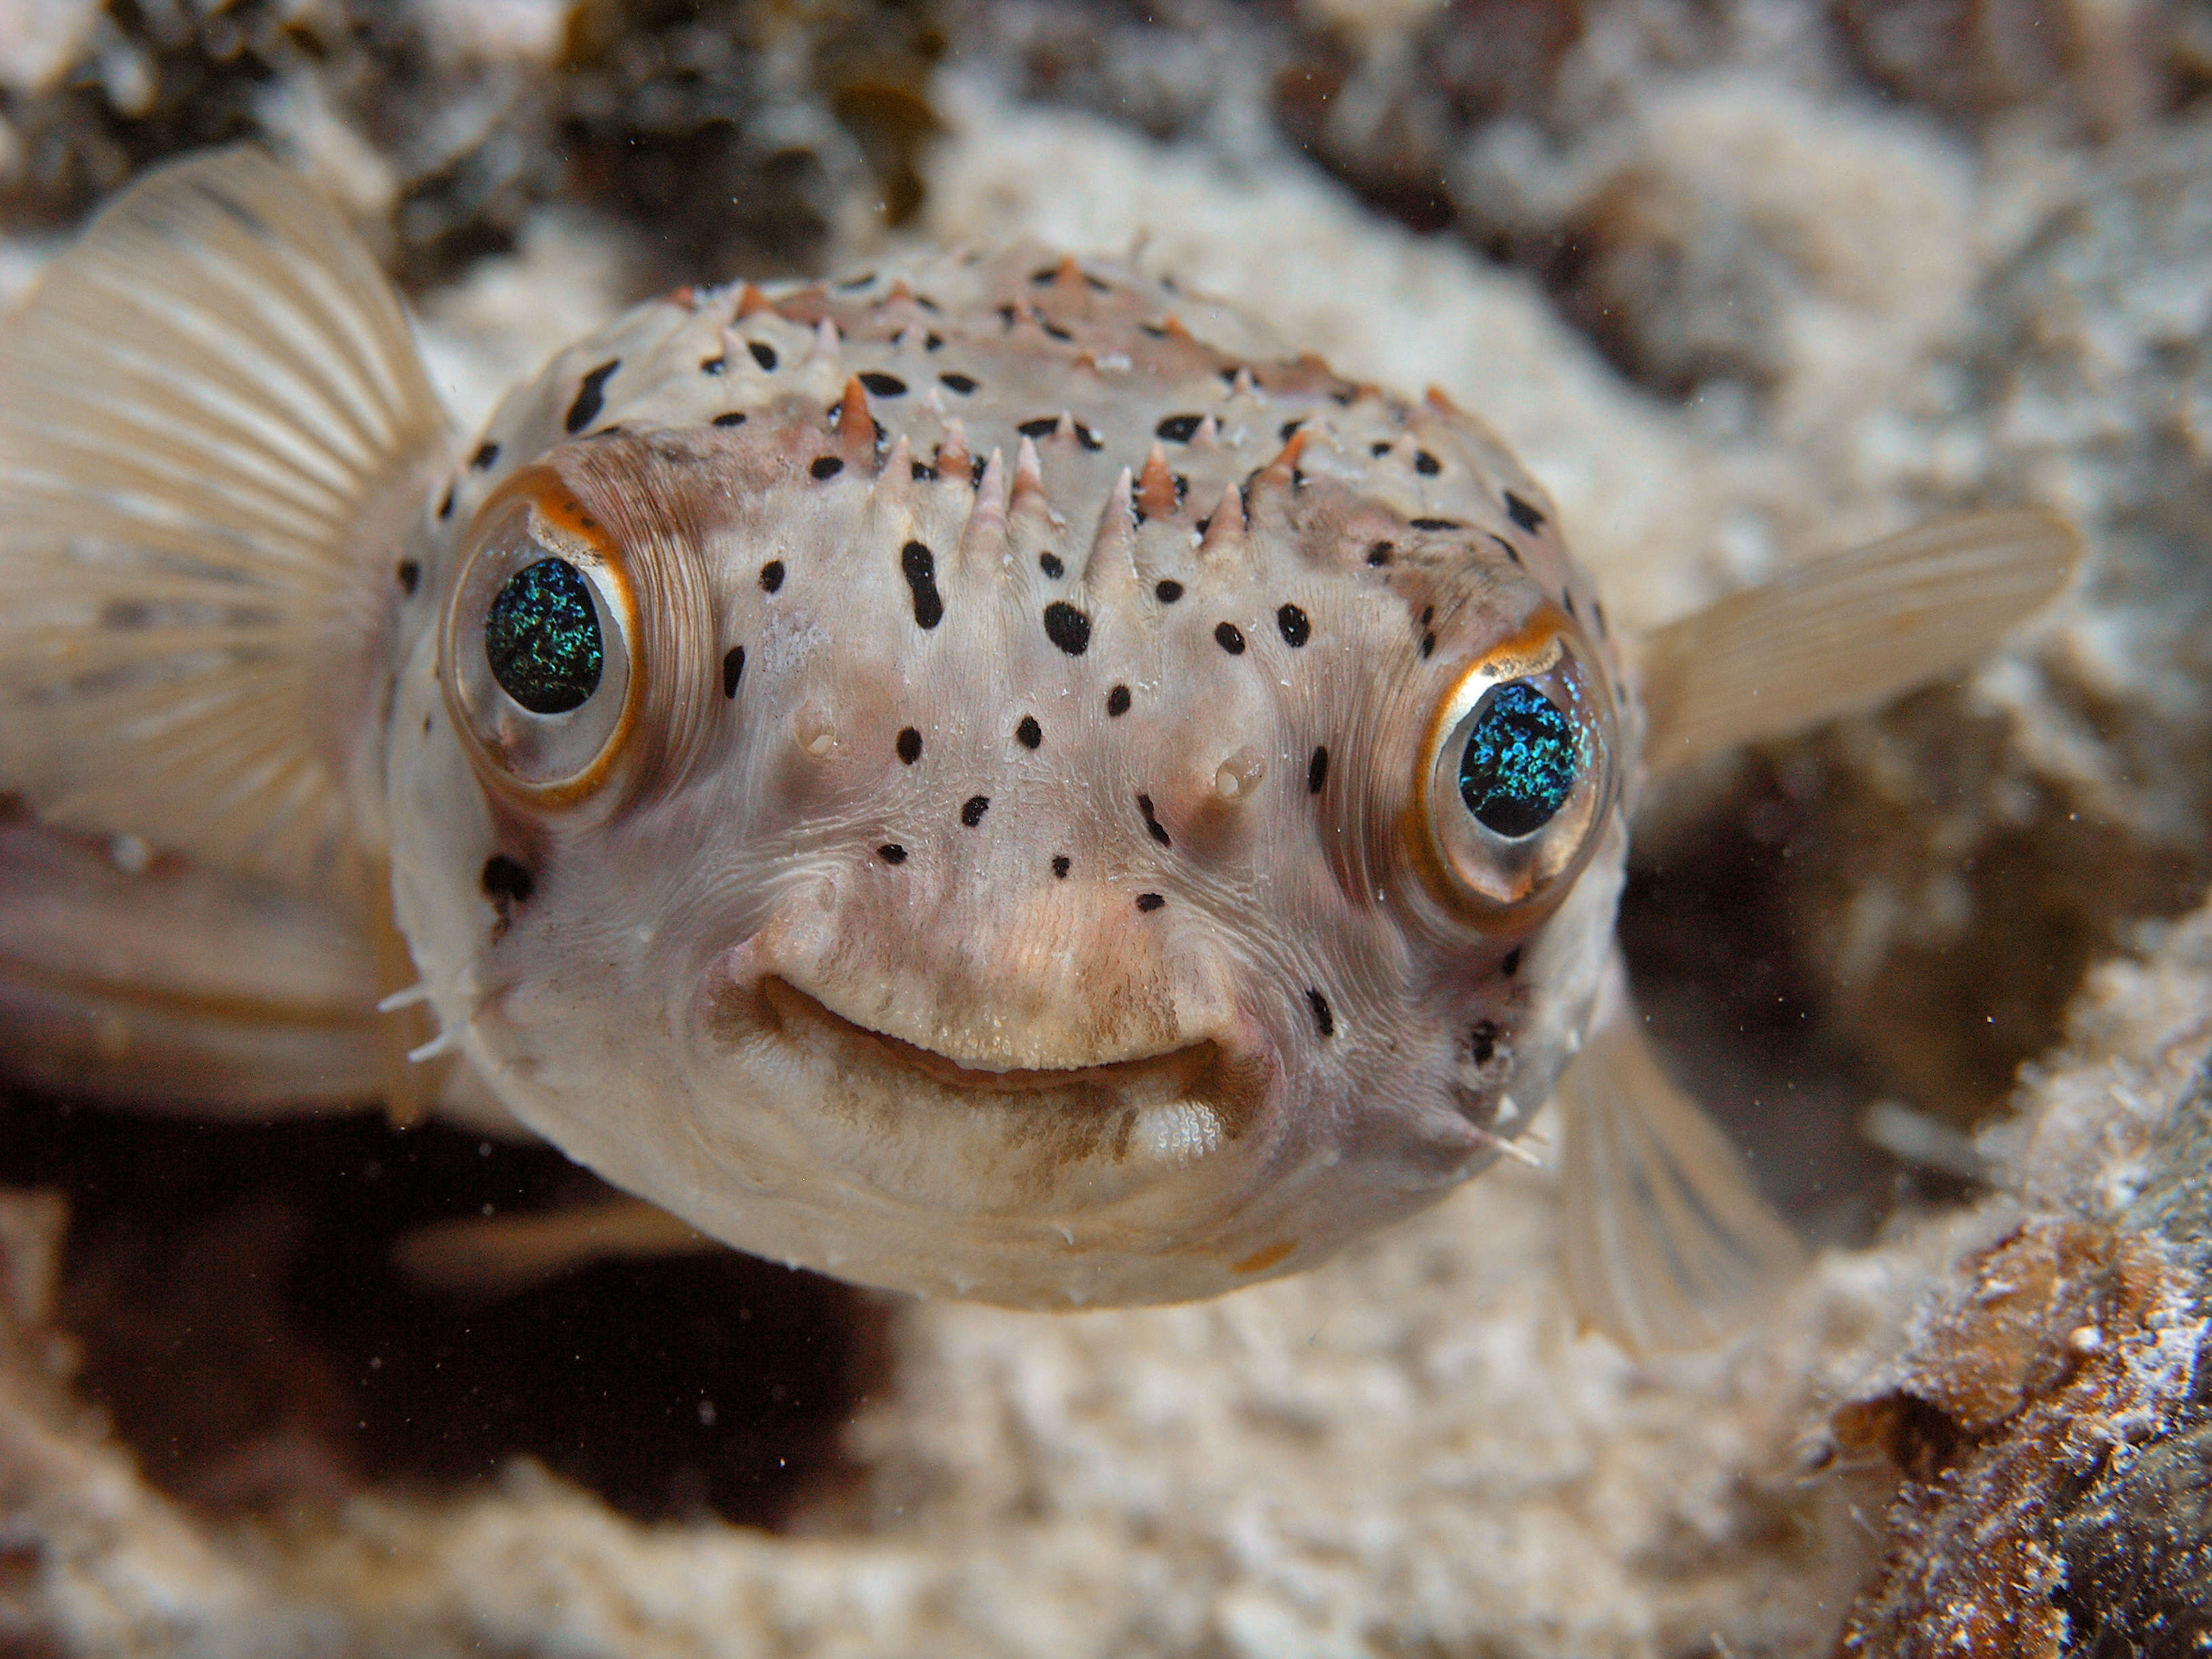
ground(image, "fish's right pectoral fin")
xmin=1556 ymin=1015 xmax=1806 ymax=1355
xmin=0 ymin=146 xmax=450 ymax=891
xmin=395 ymin=1195 xmax=714 ymax=1301
xmin=1637 ymin=508 xmax=2082 ymax=773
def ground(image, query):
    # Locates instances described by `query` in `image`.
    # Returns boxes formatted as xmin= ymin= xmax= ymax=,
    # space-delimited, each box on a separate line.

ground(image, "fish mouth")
xmin=756 ymin=975 xmax=1235 ymax=1105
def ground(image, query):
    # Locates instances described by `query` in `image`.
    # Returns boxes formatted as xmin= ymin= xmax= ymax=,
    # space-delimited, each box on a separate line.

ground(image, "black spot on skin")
xmin=1086 ymin=273 xmax=1109 ymax=293
xmin=924 ymin=332 xmax=945 ymax=350
xmin=901 ymin=541 xmax=944 ymax=630
xmin=1052 ymin=855 xmax=1071 ymax=879
xmin=1135 ymin=892 xmax=1166 ymax=913
xmin=897 ymin=727 xmax=922 ymax=765
xmin=721 ymin=646 xmax=745 ymax=698
xmin=1031 ymin=264 xmax=1059 ymax=285
xmin=1279 ymin=419 xmax=1305 ymax=441
xmin=1490 ymin=533 xmax=1523 ymax=567
xmin=1366 ymin=541 xmax=1393 ymax=567
xmin=436 ymin=485 xmax=455 ymax=520
xmin=939 ymin=372 xmax=978 ymax=394
xmin=760 ymin=560 xmax=785 ymax=594
xmin=1469 ymin=1020 xmax=1499 ymax=1065
xmin=1043 ymin=601 xmax=1091 ymax=656
xmin=858 ymin=371 xmax=906 ymax=396
xmin=996 ymin=304 xmax=1018 ymax=329
xmin=713 ymin=411 xmax=747 ymax=427
xmin=880 ymin=844 xmax=907 ymax=863
xmin=838 ymin=271 xmax=876 ymax=291
xmin=1420 ymin=605 xmax=1435 ymax=626
xmin=1276 ymin=604 xmax=1311 ymax=647
xmin=1593 ymin=600 xmax=1608 ymax=639
xmin=1015 ymin=714 xmax=1042 ymax=750
xmin=912 ymin=461 xmax=936 ymax=480
xmin=1215 ymin=621 xmax=1246 ymax=655
xmin=1155 ymin=413 xmax=1203 ymax=443
xmin=748 ymin=341 xmax=777 ymax=371
xmin=1107 ymin=684 xmax=1132 ymax=717
xmin=1420 ymin=632 xmax=1437 ymax=658
xmin=960 ymin=795 xmax=991 ymax=827
xmin=1194 ymin=517 xmax=1212 ymax=537
xmin=1307 ymin=988 xmax=1334 ymax=1038
xmin=1137 ymin=794 xmax=1172 ymax=848
xmin=1139 ymin=323 xmax=1170 ymax=340
xmin=586 ymin=425 xmax=624 ymax=440
xmin=396 ymin=559 xmax=420 ymax=595
xmin=1370 ymin=441 xmax=1392 ymax=457
xmin=1563 ymin=591 xmax=1577 ymax=618
xmin=565 ymin=360 xmax=619 ymax=434
xmin=1036 ymin=314 xmax=1073 ymax=343
xmin=1505 ymin=491 xmax=1546 ymax=533
xmin=701 ymin=355 xmax=726 ymax=375
xmin=1414 ymin=449 xmax=1441 ymax=476
xmin=1410 ymin=517 xmax=1460 ymax=532
xmin=482 ymin=854 xmax=534 ymax=908
xmin=811 ymin=456 xmax=844 ymax=480
xmin=1307 ymin=746 xmax=1328 ymax=794
xmin=1038 ymin=552 xmax=1064 ymax=579
xmin=1501 ymin=947 xmax=1522 ymax=977
xmin=470 ymin=441 xmax=500 ymax=470
xmin=1218 ymin=367 xmax=1242 ymax=387
xmin=1155 ymin=580 xmax=1184 ymax=603
xmin=1017 ymin=415 xmax=1073 ymax=443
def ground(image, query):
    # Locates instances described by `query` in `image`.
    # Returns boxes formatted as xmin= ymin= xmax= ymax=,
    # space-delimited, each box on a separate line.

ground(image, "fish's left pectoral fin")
xmin=1637 ymin=508 xmax=2082 ymax=773
xmin=1556 ymin=1015 xmax=1806 ymax=1355
xmin=0 ymin=147 xmax=451 ymax=890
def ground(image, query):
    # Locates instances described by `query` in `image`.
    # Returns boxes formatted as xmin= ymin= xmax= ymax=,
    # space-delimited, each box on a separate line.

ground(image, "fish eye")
xmin=443 ymin=487 xmax=637 ymax=801
xmin=485 ymin=558 xmax=604 ymax=714
xmin=1420 ymin=627 xmax=1614 ymax=912
xmin=1458 ymin=680 xmax=1579 ymax=838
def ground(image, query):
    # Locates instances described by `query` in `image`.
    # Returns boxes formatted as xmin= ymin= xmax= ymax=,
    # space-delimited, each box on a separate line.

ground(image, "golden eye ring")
xmin=1413 ymin=611 xmax=1617 ymax=917
xmin=441 ymin=470 xmax=641 ymax=808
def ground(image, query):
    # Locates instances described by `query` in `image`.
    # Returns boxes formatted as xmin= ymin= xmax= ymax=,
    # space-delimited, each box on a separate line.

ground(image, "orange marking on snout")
xmin=1231 ymin=1240 xmax=1297 ymax=1275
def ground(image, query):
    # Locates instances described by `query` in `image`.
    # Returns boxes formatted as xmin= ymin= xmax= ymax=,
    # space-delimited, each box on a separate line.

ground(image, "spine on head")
xmin=0 ymin=146 xmax=451 ymax=893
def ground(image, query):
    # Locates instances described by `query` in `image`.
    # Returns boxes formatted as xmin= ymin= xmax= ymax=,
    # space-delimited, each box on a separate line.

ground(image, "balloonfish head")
xmin=388 ymin=253 xmax=1631 ymax=1305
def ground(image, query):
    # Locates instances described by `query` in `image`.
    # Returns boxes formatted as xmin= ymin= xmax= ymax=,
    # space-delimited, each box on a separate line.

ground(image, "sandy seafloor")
xmin=1 ymin=1 xmax=2211 ymax=1654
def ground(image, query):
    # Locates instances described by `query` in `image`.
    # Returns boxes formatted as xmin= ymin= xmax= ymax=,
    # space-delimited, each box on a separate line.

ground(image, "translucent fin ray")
xmin=1557 ymin=1012 xmax=1806 ymax=1354
xmin=1638 ymin=509 xmax=2081 ymax=772
xmin=396 ymin=1195 xmax=712 ymax=1300
xmin=0 ymin=147 xmax=450 ymax=887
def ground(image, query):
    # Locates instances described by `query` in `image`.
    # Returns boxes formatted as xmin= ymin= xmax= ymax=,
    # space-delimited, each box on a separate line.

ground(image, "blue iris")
xmin=485 ymin=558 xmax=604 ymax=714
xmin=1458 ymin=681 xmax=1580 ymax=838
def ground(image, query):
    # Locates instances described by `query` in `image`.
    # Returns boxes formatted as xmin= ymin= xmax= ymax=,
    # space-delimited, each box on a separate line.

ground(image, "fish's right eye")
xmin=443 ymin=488 xmax=638 ymax=802
xmin=485 ymin=558 xmax=604 ymax=714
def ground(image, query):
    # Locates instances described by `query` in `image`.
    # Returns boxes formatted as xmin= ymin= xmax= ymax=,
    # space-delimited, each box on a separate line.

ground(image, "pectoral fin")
xmin=1556 ymin=995 xmax=1805 ymax=1354
xmin=1637 ymin=508 xmax=2081 ymax=773
xmin=0 ymin=147 xmax=449 ymax=890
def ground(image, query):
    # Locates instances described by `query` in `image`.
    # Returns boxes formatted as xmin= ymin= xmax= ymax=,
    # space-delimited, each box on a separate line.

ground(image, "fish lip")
xmin=754 ymin=975 xmax=1227 ymax=1099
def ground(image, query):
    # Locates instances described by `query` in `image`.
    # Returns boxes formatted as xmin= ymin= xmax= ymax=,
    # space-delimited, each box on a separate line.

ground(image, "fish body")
xmin=0 ymin=152 xmax=2076 ymax=1338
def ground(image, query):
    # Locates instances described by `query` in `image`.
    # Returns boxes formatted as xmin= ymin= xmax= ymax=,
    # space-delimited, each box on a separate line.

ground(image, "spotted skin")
xmin=384 ymin=246 xmax=1636 ymax=1308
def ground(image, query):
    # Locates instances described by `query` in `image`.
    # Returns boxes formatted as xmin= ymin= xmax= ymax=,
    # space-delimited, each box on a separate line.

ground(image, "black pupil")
xmin=485 ymin=558 xmax=604 ymax=715
xmin=1458 ymin=680 xmax=1580 ymax=838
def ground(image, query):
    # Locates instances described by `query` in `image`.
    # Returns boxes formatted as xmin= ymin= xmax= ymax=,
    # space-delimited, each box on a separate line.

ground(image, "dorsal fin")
xmin=1638 ymin=509 xmax=2081 ymax=773
xmin=0 ymin=146 xmax=450 ymax=890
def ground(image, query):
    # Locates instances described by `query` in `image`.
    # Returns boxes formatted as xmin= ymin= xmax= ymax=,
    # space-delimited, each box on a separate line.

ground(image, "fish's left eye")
xmin=1458 ymin=680 xmax=1580 ymax=837
xmin=443 ymin=488 xmax=637 ymax=802
xmin=1422 ymin=630 xmax=1614 ymax=912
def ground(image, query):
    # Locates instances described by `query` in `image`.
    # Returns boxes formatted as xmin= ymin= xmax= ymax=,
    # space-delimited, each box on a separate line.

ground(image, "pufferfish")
xmin=0 ymin=150 xmax=2076 ymax=1349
